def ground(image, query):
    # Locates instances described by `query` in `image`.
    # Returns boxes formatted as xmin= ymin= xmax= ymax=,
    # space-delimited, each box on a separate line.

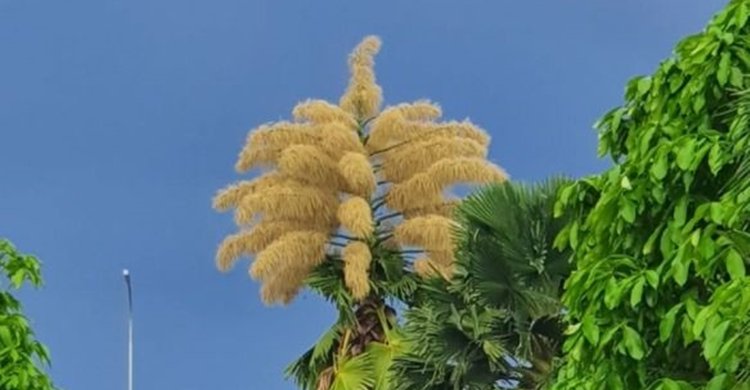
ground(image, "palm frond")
xmin=331 ymin=352 xmax=376 ymax=390
xmin=391 ymin=179 xmax=573 ymax=390
xmin=456 ymin=179 xmax=571 ymax=315
xmin=285 ymin=321 xmax=346 ymax=390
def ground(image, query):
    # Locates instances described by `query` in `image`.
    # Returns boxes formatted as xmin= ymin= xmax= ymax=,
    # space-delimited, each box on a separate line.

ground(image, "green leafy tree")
xmin=391 ymin=180 xmax=572 ymax=390
xmin=0 ymin=239 xmax=55 ymax=390
xmin=553 ymin=1 xmax=750 ymax=388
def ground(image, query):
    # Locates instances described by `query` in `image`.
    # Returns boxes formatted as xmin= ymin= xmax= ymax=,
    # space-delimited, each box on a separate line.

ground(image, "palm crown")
xmin=212 ymin=36 xmax=507 ymax=389
xmin=213 ymin=36 xmax=506 ymax=304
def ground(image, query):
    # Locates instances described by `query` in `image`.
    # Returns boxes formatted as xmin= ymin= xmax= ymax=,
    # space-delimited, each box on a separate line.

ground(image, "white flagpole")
xmin=123 ymin=269 xmax=133 ymax=390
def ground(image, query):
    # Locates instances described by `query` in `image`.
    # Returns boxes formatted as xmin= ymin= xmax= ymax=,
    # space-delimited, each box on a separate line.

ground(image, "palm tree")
xmin=390 ymin=179 xmax=572 ymax=390
xmin=212 ymin=36 xmax=507 ymax=389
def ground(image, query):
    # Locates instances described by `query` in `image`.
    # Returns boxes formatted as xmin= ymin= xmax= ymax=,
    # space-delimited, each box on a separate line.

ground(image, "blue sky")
xmin=0 ymin=0 xmax=726 ymax=389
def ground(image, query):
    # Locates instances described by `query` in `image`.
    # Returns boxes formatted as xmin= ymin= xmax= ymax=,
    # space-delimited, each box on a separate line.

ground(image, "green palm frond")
xmin=391 ymin=179 xmax=573 ymax=390
xmin=285 ymin=322 xmax=345 ymax=390
xmin=306 ymin=258 xmax=356 ymax=325
xmin=456 ymin=179 xmax=571 ymax=316
xmin=331 ymin=352 xmax=376 ymax=390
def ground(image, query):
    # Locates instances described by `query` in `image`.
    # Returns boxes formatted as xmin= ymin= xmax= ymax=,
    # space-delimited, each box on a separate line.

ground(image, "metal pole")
xmin=123 ymin=269 xmax=133 ymax=390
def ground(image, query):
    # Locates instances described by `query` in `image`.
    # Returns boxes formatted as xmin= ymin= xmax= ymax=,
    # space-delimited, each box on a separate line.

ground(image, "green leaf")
xmin=604 ymin=278 xmax=623 ymax=309
xmin=630 ymin=277 xmax=645 ymax=308
xmin=676 ymin=139 xmax=696 ymax=171
xmin=737 ymin=3 xmax=750 ymax=27
xmin=672 ymin=258 xmax=689 ymax=287
xmin=643 ymin=227 xmax=661 ymax=255
xmin=693 ymin=94 xmax=706 ymax=112
xmin=693 ymin=307 xmax=712 ymax=337
xmin=582 ymin=316 xmax=600 ymax=346
xmin=0 ymin=325 xmax=12 ymax=346
xmin=611 ymin=108 xmax=624 ymax=130
xmin=599 ymin=326 xmax=620 ymax=349
xmin=569 ymin=220 xmax=579 ymax=248
xmin=644 ymin=270 xmax=659 ymax=288
xmin=690 ymin=229 xmax=701 ymax=247
xmin=620 ymin=176 xmax=632 ymax=190
xmin=706 ymin=374 xmax=728 ymax=390
xmin=564 ymin=323 xmax=581 ymax=336
xmin=708 ymin=143 xmax=724 ymax=175
xmin=674 ymin=197 xmax=688 ymax=227
xmin=660 ymin=304 xmax=682 ymax=342
xmin=717 ymin=53 xmax=730 ymax=86
xmin=622 ymin=326 xmax=645 ymax=360
xmin=704 ymin=320 xmax=730 ymax=360
xmin=709 ymin=202 xmax=724 ymax=224
xmin=651 ymin=150 xmax=669 ymax=180
xmin=637 ymin=77 xmax=652 ymax=96
xmin=729 ymin=229 xmax=750 ymax=256
xmin=726 ymin=248 xmax=745 ymax=280
xmin=10 ymin=271 xmax=25 ymax=289
xmin=621 ymin=199 xmax=636 ymax=223
xmin=730 ymin=66 xmax=744 ymax=88
xmin=661 ymin=379 xmax=680 ymax=390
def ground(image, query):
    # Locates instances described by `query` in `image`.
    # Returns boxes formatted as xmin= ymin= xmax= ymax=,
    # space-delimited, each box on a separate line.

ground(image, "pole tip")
xmin=123 ymin=269 xmax=130 ymax=277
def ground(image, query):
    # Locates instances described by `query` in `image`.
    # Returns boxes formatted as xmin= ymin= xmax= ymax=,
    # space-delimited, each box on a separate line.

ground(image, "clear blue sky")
xmin=0 ymin=1 xmax=726 ymax=389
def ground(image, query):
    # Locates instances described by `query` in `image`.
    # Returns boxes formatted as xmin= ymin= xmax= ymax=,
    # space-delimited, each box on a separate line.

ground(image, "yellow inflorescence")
xmin=393 ymin=215 xmax=457 ymax=252
xmin=338 ymin=152 xmax=376 ymax=198
xmin=214 ymin=36 xmax=507 ymax=305
xmin=293 ymin=99 xmax=358 ymax=128
xmin=250 ymin=231 xmax=328 ymax=281
xmin=386 ymin=157 xmax=507 ymax=211
xmin=339 ymin=36 xmax=383 ymax=121
xmin=382 ymin=137 xmax=487 ymax=183
xmin=366 ymin=101 xmax=443 ymax=153
xmin=278 ymin=145 xmax=345 ymax=188
xmin=235 ymin=184 xmax=339 ymax=226
xmin=343 ymin=242 xmax=372 ymax=300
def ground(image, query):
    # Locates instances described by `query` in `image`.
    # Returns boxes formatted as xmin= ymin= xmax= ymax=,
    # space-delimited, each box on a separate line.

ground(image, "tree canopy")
xmin=0 ymin=239 xmax=55 ymax=390
xmin=553 ymin=1 xmax=750 ymax=388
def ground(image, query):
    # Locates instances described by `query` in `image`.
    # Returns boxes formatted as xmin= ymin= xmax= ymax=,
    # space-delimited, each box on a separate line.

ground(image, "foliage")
xmin=390 ymin=180 xmax=572 ymax=389
xmin=0 ymin=239 xmax=55 ymax=390
xmin=213 ymin=36 xmax=507 ymax=389
xmin=553 ymin=1 xmax=750 ymax=388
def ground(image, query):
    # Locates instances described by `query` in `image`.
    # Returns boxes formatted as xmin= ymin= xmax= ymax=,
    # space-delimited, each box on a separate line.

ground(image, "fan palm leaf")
xmin=391 ymin=179 xmax=572 ymax=389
